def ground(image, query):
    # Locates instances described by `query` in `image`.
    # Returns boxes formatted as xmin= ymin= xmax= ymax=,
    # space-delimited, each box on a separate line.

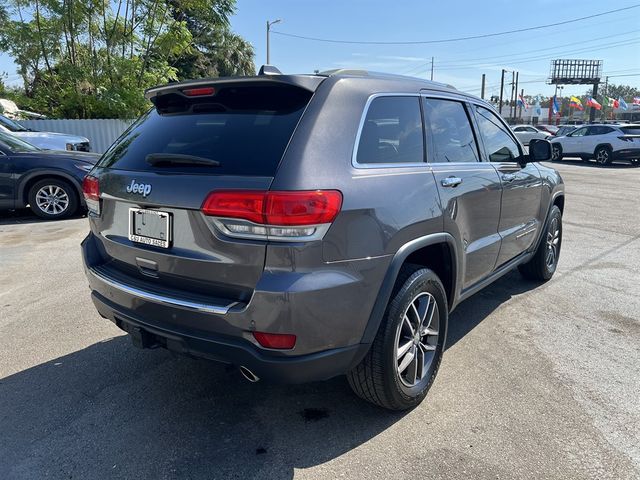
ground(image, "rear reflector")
xmin=253 ymin=332 xmax=297 ymax=350
xmin=82 ymin=175 xmax=100 ymax=215
xmin=182 ymin=86 xmax=215 ymax=97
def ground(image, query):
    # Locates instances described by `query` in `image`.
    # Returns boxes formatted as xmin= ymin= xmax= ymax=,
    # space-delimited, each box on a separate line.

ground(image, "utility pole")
xmin=509 ymin=71 xmax=516 ymax=120
xmin=589 ymin=81 xmax=599 ymax=123
xmin=430 ymin=57 xmax=434 ymax=81
xmin=603 ymin=76 xmax=609 ymax=121
xmin=499 ymin=69 xmax=506 ymax=115
xmin=266 ymin=19 xmax=282 ymax=64
xmin=514 ymin=71 xmax=519 ymax=118
xmin=481 ymin=74 xmax=486 ymax=99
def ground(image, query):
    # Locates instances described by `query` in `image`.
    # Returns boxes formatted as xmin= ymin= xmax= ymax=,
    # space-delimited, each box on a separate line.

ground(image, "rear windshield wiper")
xmin=146 ymin=153 xmax=221 ymax=167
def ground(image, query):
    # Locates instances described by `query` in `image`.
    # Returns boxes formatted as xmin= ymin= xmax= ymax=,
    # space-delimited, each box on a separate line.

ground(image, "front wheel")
xmin=518 ymin=205 xmax=562 ymax=281
xmin=594 ymin=146 xmax=612 ymax=166
xmin=347 ymin=265 xmax=447 ymax=410
xmin=28 ymin=178 xmax=79 ymax=220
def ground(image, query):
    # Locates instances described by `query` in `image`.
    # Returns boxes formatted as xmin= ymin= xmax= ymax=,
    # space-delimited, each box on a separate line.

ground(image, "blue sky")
xmin=2 ymin=0 xmax=639 ymax=99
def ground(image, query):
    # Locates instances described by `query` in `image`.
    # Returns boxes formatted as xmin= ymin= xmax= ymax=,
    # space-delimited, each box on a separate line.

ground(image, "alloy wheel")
xmin=595 ymin=149 xmax=610 ymax=165
xmin=394 ymin=292 xmax=439 ymax=387
xmin=545 ymin=216 xmax=561 ymax=269
xmin=35 ymin=185 xmax=70 ymax=216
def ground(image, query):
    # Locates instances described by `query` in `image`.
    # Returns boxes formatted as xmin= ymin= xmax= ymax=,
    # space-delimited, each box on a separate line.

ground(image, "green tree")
xmin=0 ymin=0 xmax=254 ymax=118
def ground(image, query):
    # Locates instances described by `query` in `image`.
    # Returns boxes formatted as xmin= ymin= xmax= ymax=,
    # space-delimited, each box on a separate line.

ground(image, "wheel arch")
xmin=360 ymin=233 xmax=460 ymax=345
xmin=18 ymin=170 xmax=83 ymax=208
xmin=594 ymin=143 xmax=612 ymax=154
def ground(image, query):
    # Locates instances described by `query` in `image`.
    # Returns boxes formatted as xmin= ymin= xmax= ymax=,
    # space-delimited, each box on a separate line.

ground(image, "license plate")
xmin=128 ymin=208 xmax=172 ymax=249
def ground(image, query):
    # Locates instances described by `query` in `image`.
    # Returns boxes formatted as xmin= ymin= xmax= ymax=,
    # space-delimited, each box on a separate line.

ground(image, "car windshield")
xmin=0 ymin=131 xmax=41 ymax=152
xmin=0 ymin=114 xmax=30 ymax=132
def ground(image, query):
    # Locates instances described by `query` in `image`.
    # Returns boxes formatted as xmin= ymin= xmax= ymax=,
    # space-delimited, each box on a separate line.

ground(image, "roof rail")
xmin=258 ymin=65 xmax=282 ymax=75
xmin=318 ymin=69 xmax=369 ymax=77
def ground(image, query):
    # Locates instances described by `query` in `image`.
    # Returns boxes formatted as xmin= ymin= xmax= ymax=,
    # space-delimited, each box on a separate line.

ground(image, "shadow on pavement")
xmin=0 ymin=271 xmax=538 ymax=479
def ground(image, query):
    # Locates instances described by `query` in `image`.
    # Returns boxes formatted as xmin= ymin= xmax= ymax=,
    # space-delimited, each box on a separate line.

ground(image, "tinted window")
xmin=475 ymin=106 xmax=520 ymax=162
xmin=356 ymin=96 xmax=424 ymax=164
xmin=97 ymin=85 xmax=312 ymax=176
xmin=424 ymin=98 xmax=479 ymax=163
xmin=570 ymin=127 xmax=588 ymax=137
xmin=621 ymin=126 xmax=640 ymax=134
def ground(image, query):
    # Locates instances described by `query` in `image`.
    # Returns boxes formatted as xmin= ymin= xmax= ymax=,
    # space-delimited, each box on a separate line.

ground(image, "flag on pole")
xmin=570 ymin=96 xmax=583 ymax=110
xmin=517 ymin=94 xmax=529 ymax=111
xmin=534 ymin=100 xmax=542 ymax=117
xmin=633 ymin=97 xmax=640 ymax=105
xmin=606 ymin=97 xmax=619 ymax=108
xmin=619 ymin=97 xmax=628 ymax=110
xmin=552 ymin=95 xmax=560 ymax=115
xmin=587 ymin=97 xmax=602 ymax=110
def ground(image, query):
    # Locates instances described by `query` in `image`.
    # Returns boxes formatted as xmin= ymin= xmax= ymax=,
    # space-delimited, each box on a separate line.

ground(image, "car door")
xmin=473 ymin=105 xmax=543 ymax=267
xmin=561 ymin=125 xmax=588 ymax=154
xmin=0 ymin=148 xmax=15 ymax=209
xmin=585 ymin=125 xmax=613 ymax=154
xmin=423 ymin=96 xmax=502 ymax=289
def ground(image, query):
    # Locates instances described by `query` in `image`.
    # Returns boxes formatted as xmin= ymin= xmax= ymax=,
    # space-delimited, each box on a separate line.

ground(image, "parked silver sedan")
xmin=512 ymin=124 xmax=551 ymax=146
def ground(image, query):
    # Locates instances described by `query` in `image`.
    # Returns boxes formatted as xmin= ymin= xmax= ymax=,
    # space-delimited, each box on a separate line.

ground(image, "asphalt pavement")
xmin=1 ymin=158 xmax=639 ymax=479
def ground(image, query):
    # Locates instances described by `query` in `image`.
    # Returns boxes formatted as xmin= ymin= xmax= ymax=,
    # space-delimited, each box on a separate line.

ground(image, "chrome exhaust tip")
xmin=239 ymin=365 xmax=260 ymax=383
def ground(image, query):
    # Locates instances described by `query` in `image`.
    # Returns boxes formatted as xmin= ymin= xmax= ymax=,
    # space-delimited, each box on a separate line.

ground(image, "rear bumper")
xmin=91 ymin=290 xmax=369 ymax=383
xmin=81 ymin=232 xmax=387 ymax=382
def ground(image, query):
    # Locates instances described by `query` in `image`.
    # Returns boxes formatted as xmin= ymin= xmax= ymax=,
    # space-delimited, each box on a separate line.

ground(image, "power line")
xmin=271 ymin=5 xmax=640 ymax=45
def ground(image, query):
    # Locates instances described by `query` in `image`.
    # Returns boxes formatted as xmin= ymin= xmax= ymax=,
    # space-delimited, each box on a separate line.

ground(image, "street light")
xmin=266 ymin=19 xmax=282 ymax=65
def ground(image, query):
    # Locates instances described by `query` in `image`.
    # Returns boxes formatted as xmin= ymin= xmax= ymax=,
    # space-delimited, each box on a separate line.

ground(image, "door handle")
xmin=501 ymin=173 xmax=516 ymax=182
xmin=441 ymin=176 xmax=463 ymax=188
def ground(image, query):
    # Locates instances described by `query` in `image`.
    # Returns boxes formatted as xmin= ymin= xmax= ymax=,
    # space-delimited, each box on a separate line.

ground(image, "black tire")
xmin=594 ymin=145 xmax=612 ymax=166
xmin=28 ymin=178 xmax=79 ymax=220
xmin=518 ymin=205 xmax=562 ymax=281
xmin=551 ymin=144 xmax=562 ymax=162
xmin=347 ymin=265 xmax=448 ymax=411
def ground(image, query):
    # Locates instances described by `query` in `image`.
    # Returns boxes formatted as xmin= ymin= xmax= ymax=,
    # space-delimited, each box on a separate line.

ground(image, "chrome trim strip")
xmin=88 ymin=267 xmax=238 ymax=315
xmin=515 ymin=227 xmax=537 ymax=240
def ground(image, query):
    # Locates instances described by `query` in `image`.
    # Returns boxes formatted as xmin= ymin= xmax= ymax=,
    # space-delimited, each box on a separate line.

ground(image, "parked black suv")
xmin=81 ymin=68 xmax=564 ymax=410
xmin=0 ymin=131 xmax=99 ymax=219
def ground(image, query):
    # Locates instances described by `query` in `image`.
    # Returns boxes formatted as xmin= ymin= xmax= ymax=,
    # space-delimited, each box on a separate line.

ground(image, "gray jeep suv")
xmin=81 ymin=68 xmax=564 ymax=410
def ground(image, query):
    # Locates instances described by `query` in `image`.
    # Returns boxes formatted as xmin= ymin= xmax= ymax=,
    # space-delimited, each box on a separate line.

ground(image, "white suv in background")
xmin=0 ymin=114 xmax=91 ymax=152
xmin=512 ymin=125 xmax=551 ymax=146
xmin=551 ymin=124 xmax=640 ymax=165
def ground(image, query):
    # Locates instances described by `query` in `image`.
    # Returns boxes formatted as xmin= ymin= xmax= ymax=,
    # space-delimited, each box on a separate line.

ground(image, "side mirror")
xmin=528 ymin=138 xmax=552 ymax=163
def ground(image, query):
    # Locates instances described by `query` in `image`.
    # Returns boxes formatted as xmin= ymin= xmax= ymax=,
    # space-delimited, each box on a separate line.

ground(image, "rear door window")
xmin=423 ymin=98 xmax=479 ymax=163
xmin=355 ymin=96 xmax=424 ymax=165
xmin=97 ymin=84 xmax=313 ymax=176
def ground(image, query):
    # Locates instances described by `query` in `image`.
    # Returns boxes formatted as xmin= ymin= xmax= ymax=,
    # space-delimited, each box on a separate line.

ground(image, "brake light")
xmin=182 ymin=86 xmax=215 ymax=97
xmin=201 ymin=190 xmax=342 ymax=241
xmin=82 ymin=175 xmax=100 ymax=215
xmin=253 ymin=332 xmax=297 ymax=350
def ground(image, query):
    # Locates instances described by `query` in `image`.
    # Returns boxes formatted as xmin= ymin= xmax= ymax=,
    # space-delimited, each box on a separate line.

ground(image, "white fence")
xmin=20 ymin=118 xmax=134 ymax=153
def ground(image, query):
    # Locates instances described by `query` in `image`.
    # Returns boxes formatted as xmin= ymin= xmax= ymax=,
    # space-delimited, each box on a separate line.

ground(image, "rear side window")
xmin=97 ymin=85 xmax=313 ymax=176
xmin=355 ymin=96 xmax=424 ymax=165
xmin=424 ymin=98 xmax=479 ymax=163
xmin=620 ymin=126 xmax=640 ymax=134
xmin=474 ymin=106 xmax=520 ymax=162
xmin=588 ymin=126 xmax=614 ymax=135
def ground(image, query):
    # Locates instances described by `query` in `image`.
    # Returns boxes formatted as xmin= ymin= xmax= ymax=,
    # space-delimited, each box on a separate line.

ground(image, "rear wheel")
xmin=28 ymin=178 xmax=79 ymax=220
xmin=551 ymin=144 xmax=562 ymax=162
xmin=518 ymin=205 xmax=562 ymax=281
xmin=594 ymin=145 xmax=612 ymax=166
xmin=347 ymin=265 xmax=447 ymax=410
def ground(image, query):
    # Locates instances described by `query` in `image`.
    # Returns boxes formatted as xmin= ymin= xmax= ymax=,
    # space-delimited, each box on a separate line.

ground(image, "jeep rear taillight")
xmin=82 ymin=175 xmax=100 ymax=215
xmin=201 ymin=190 xmax=342 ymax=241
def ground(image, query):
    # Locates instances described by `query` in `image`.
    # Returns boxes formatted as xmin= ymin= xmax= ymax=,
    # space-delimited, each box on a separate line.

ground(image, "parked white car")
xmin=511 ymin=125 xmax=550 ymax=146
xmin=551 ymin=124 xmax=640 ymax=165
xmin=0 ymin=114 xmax=91 ymax=152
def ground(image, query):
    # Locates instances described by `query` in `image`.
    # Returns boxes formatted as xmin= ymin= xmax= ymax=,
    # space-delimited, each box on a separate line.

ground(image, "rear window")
xmin=97 ymin=84 xmax=313 ymax=176
xmin=621 ymin=126 xmax=640 ymax=134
